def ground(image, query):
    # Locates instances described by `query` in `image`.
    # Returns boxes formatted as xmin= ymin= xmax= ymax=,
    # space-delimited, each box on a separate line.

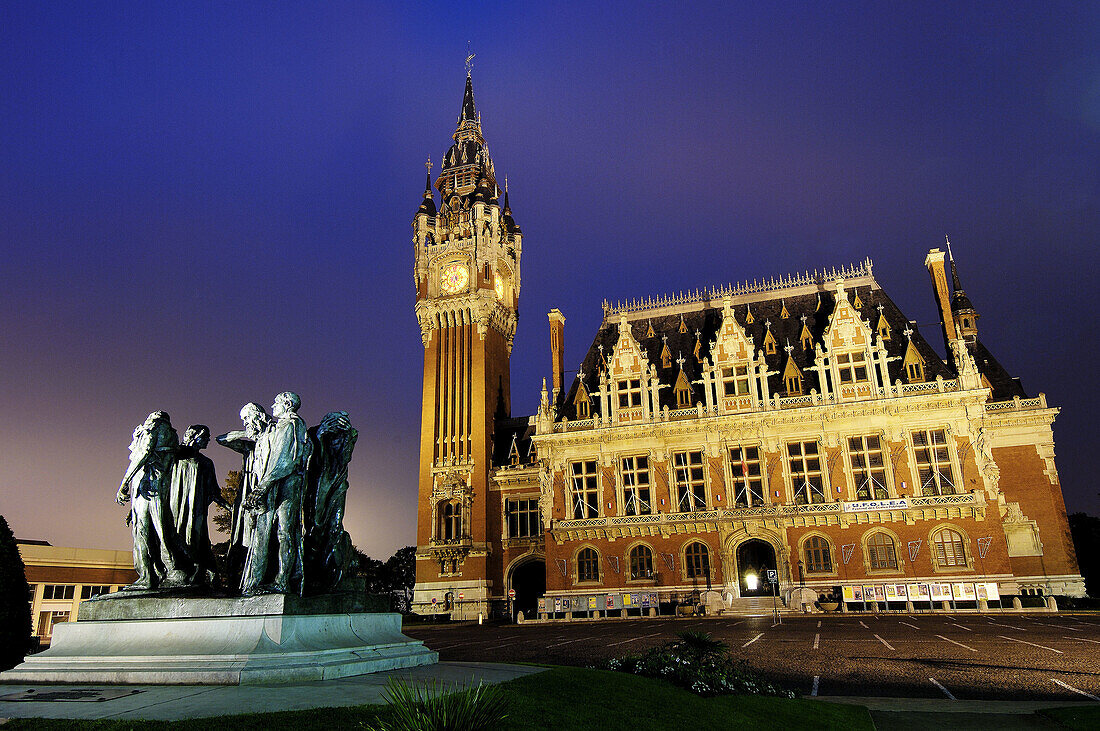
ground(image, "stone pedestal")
xmin=1 ymin=594 xmax=436 ymax=685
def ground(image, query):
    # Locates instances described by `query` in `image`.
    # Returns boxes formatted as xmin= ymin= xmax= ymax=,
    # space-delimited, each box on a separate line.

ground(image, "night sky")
xmin=2 ymin=3 xmax=1098 ymax=560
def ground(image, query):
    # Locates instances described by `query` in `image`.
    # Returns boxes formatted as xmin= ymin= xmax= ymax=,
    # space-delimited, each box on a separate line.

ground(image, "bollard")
xmin=1012 ymin=597 xmax=1022 ymax=610
xmin=978 ymin=599 xmax=988 ymax=611
xmin=941 ymin=600 xmax=951 ymax=611
xmin=905 ymin=601 xmax=914 ymax=612
xmin=840 ymin=601 xmax=848 ymax=613
xmin=478 ymin=613 xmax=483 ymax=625
xmin=1046 ymin=596 xmax=1058 ymax=612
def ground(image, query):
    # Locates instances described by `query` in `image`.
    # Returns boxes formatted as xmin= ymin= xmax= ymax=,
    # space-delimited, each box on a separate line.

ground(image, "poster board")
xmin=842 ymin=585 xmax=856 ymax=602
xmin=538 ymin=598 xmax=546 ymax=612
xmin=885 ymin=585 xmax=899 ymax=600
xmin=588 ymin=596 xmax=598 ymax=610
xmin=984 ymin=582 xmax=1000 ymax=601
xmin=873 ymin=585 xmax=887 ymax=602
xmin=906 ymin=584 xmax=921 ymax=600
xmin=917 ymin=583 xmax=931 ymax=601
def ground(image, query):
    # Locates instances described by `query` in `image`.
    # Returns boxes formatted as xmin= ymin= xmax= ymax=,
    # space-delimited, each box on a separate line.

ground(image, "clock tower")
xmin=411 ymin=71 xmax=522 ymax=616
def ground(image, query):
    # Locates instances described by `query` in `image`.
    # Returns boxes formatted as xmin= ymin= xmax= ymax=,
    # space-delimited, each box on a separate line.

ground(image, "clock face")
xmin=494 ymin=274 xmax=505 ymax=300
xmin=439 ymin=263 xmax=469 ymax=294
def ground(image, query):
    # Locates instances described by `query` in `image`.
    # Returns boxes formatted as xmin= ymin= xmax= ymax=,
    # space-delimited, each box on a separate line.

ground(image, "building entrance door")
xmin=737 ymin=539 xmax=777 ymax=597
xmin=510 ymin=560 xmax=546 ymax=620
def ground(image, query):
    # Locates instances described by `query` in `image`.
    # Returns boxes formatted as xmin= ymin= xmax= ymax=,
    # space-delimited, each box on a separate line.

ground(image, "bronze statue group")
xmin=114 ymin=392 xmax=357 ymax=597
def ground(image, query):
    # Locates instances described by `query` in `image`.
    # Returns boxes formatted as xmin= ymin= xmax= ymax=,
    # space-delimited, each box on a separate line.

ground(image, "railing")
xmin=985 ymin=394 xmax=1047 ymax=413
xmin=553 ymin=492 xmax=979 ymax=531
xmin=603 ymin=258 xmax=875 ymax=317
xmin=550 ymin=379 xmax=966 ymax=433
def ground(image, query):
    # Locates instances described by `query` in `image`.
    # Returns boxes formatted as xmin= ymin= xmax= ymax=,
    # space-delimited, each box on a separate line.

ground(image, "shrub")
xmin=0 ymin=516 xmax=31 ymax=671
xmin=363 ymin=678 xmax=508 ymax=731
xmin=597 ymin=632 xmax=794 ymax=698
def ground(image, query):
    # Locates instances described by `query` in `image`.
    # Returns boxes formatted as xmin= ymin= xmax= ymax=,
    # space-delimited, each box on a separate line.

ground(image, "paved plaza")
xmin=404 ymin=612 xmax=1100 ymax=702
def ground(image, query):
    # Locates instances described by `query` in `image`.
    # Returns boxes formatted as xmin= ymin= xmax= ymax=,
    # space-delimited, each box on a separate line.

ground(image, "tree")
xmin=1068 ymin=512 xmax=1099 ymax=597
xmin=212 ymin=470 xmax=241 ymax=536
xmin=385 ymin=546 xmax=416 ymax=613
xmin=0 ymin=515 xmax=32 ymax=670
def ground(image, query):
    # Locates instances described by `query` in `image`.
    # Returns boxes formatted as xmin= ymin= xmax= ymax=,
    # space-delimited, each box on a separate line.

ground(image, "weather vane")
xmin=465 ymin=42 xmax=475 ymax=75
xmin=425 ymin=156 xmax=432 ymax=173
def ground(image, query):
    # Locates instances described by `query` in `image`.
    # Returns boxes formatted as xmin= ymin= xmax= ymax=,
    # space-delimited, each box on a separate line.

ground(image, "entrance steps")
xmin=721 ymin=596 xmax=788 ymax=616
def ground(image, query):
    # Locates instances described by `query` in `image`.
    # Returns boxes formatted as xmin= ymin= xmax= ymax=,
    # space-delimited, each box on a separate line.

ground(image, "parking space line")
xmin=731 ymin=620 xmax=745 ymax=626
xmin=999 ymin=635 xmax=1063 ymax=654
xmin=817 ymin=620 xmax=821 ymax=628
xmin=987 ymin=622 xmax=1025 ymax=631
xmin=606 ymin=632 xmax=664 ymax=647
xmin=1038 ymin=623 xmax=1081 ymax=632
xmin=873 ymin=634 xmax=895 ymax=650
xmin=1066 ymin=636 xmax=1100 ymax=644
xmin=546 ymin=637 xmax=584 ymax=648
xmin=1051 ymin=679 xmax=1100 ymax=701
xmin=900 ymin=621 xmax=920 ymax=630
xmin=930 ymin=677 xmax=956 ymax=700
xmin=811 ymin=675 xmax=820 ymax=696
xmin=949 ymin=623 xmax=972 ymax=632
xmin=742 ymin=632 xmax=764 ymax=648
xmin=813 ymin=633 xmax=820 ymax=650
xmin=936 ymin=634 xmax=976 ymax=652
xmin=859 ymin=620 xmax=869 ymax=629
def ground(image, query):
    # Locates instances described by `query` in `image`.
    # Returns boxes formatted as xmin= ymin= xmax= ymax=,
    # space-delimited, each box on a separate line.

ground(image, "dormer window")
xmin=721 ymin=366 xmax=751 ymax=396
xmin=906 ymin=361 xmax=925 ymax=382
xmin=617 ymin=379 xmax=642 ymax=408
xmin=785 ymin=374 xmax=803 ymax=395
xmin=835 ymin=352 xmax=868 ymax=383
xmin=676 ymin=383 xmax=692 ymax=407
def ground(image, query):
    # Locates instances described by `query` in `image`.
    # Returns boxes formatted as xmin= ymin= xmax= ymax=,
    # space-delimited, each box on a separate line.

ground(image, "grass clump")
xmin=597 ymin=631 xmax=794 ymax=698
xmin=362 ymin=677 xmax=508 ymax=731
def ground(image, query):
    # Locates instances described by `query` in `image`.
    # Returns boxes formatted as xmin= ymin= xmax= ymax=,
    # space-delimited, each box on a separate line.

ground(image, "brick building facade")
xmin=410 ymin=74 xmax=1084 ymax=619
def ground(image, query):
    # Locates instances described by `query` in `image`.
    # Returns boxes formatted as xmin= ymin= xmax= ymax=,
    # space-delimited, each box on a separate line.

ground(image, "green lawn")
xmin=2 ymin=667 xmax=874 ymax=730
xmin=1036 ymin=706 xmax=1100 ymax=730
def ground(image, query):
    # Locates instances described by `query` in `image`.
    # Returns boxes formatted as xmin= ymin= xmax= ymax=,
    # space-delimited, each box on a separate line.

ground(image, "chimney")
xmin=548 ymin=309 xmax=566 ymax=400
xmin=924 ymin=248 xmax=958 ymax=353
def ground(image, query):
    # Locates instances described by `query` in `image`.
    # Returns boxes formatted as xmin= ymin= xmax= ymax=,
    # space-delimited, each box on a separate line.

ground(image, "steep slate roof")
xmin=557 ymin=272 xmax=1023 ymax=421
xmin=491 ymin=416 xmax=536 ymax=468
xmin=967 ymin=339 xmax=1026 ymax=400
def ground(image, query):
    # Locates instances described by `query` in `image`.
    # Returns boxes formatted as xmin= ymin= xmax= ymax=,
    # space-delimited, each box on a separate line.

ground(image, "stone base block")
xmin=2 ymin=611 xmax=437 ymax=685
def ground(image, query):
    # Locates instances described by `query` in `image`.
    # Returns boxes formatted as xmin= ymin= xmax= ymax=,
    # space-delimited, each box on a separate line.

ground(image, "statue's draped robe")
xmin=241 ymin=414 xmax=312 ymax=595
xmin=168 ymin=448 xmax=221 ymax=583
xmin=126 ymin=423 xmax=184 ymax=587
xmin=305 ymin=417 xmax=357 ymax=593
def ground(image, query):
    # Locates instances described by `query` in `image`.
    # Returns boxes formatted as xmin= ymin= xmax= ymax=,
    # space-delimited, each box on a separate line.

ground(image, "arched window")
xmin=629 ymin=545 xmax=654 ymax=580
xmin=933 ymin=528 xmax=968 ymax=567
xmin=804 ymin=536 xmax=832 ymax=573
xmin=684 ymin=542 xmax=710 ymax=579
xmin=867 ymin=532 xmax=898 ymax=570
xmin=441 ymin=502 xmax=461 ymax=541
xmin=577 ymin=547 xmax=600 ymax=582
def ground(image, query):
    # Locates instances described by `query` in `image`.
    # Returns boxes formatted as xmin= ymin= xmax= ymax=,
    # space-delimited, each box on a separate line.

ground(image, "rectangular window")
xmin=619 ymin=455 xmax=652 ymax=515
xmin=617 ymin=379 xmax=642 ymax=408
xmin=847 ymin=435 xmax=889 ymax=500
xmin=785 ymin=375 xmax=802 ymax=395
xmin=506 ymin=499 xmax=542 ymax=538
xmin=672 ymin=450 xmax=707 ymax=512
xmin=906 ymin=361 xmax=925 ymax=381
xmin=42 ymin=585 xmax=75 ymax=601
xmin=788 ymin=441 xmax=826 ymax=504
xmin=79 ymin=585 xmax=112 ymax=600
xmin=912 ymin=429 xmax=957 ymax=496
xmin=721 ymin=365 xmax=751 ymax=396
xmin=836 ymin=351 xmax=868 ymax=383
xmin=569 ymin=460 xmax=600 ymax=519
xmin=36 ymin=610 xmax=70 ymax=637
xmin=729 ymin=446 xmax=765 ymax=507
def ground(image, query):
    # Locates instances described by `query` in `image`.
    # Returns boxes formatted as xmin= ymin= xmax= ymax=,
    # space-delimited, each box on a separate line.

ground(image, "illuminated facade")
xmin=411 ymin=75 xmax=1084 ymax=619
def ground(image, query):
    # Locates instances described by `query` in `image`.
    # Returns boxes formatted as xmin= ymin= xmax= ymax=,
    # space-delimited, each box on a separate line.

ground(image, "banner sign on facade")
xmin=977 ymin=536 xmax=993 ymax=559
xmin=607 ymin=555 xmax=620 ymax=574
xmin=843 ymin=498 xmax=908 ymax=513
xmin=661 ymin=553 xmax=675 ymax=572
xmin=842 ymin=544 xmax=856 ymax=565
xmin=556 ymin=559 xmax=568 ymax=577
xmin=908 ymin=540 xmax=922 ymax=562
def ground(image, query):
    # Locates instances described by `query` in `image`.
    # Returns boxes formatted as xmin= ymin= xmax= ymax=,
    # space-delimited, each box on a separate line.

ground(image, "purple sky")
xmin=2 ymin=3 xmax=1098 ymax=559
